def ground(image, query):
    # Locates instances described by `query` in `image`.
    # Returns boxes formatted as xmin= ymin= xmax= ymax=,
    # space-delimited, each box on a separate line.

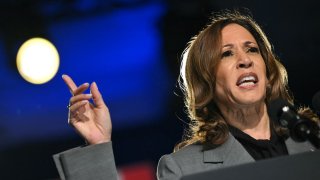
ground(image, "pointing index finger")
xmin=62 ymin=74 xmax=78 ymax=95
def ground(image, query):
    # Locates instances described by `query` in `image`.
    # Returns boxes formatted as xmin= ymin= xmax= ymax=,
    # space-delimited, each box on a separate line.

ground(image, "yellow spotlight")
xmin=16 ymin=37 xmax=60 ymax=84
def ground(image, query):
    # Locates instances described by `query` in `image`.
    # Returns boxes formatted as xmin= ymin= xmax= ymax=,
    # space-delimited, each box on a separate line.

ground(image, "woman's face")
xmin=214 ymin=23 xmax=268 ymax=109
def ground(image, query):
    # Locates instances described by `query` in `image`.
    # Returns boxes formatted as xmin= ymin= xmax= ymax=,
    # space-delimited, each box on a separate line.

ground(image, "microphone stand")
xmin=280 ymin=106 xmax=320 ymax=149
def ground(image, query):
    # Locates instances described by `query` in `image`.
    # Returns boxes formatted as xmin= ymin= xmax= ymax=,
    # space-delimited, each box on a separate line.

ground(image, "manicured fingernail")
xmin=93 ymin=82 xmax=98 ymax=89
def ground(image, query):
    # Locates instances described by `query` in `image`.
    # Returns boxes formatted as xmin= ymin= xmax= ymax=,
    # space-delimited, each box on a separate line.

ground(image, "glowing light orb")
xmin=17 ymin=37 xmax=60 ymax=84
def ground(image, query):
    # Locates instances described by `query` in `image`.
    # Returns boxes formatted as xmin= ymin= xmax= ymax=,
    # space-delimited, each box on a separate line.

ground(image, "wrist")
xmin=86 ymin=136 xmax=111 ymax=145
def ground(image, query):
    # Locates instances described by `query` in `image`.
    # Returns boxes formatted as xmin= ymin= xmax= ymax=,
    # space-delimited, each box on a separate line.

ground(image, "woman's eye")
xmin=248 ymin=47 xmax=260 ymax=53
xmin=221 ymin=50 xmax=233 ymax=58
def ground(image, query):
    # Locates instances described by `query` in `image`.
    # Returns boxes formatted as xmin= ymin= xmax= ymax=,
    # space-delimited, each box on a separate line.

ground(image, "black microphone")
xmin=269 ymin=98 xmax=320 ymax=148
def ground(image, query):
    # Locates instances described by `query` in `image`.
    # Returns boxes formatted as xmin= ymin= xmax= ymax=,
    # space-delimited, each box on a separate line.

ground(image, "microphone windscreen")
xmin=267 ymin=98 xmax=292 ymax=122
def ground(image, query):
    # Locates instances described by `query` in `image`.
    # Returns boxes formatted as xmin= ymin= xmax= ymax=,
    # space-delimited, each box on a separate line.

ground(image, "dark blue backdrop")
xmin=0 ymin=1 xmax=172 ymax=148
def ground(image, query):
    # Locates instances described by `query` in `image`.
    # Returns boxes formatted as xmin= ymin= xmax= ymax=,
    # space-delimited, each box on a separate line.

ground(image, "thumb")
xmin=90 ymin=82 xmax=106 ymax=108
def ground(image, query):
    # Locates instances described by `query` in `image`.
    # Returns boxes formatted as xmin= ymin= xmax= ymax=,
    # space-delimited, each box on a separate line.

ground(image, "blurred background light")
xmin=16 ymin=37 xmax=60 ymax=84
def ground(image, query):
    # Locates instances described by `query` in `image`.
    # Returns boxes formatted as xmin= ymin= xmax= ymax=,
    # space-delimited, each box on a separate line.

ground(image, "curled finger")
xmin=69 ymin=94 xmax=92 ymax=105
xmin=69 ymin=100 xmax=88 ymax=115
xmin=73 ymin=83 xmax=90 ymax=96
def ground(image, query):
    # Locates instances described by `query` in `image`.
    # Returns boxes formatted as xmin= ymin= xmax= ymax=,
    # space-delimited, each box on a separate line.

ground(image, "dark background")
xmin=0 ymin=0 xmax=319 ymax=179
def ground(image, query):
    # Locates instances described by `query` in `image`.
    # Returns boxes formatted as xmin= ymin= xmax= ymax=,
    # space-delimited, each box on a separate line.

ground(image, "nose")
xmin=236 ymin=52 xmax=253 ymax=69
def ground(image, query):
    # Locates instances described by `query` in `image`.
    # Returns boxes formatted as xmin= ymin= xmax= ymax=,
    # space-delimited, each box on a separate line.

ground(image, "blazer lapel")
xmin=203 ymin=134 xmax=254 ymax=166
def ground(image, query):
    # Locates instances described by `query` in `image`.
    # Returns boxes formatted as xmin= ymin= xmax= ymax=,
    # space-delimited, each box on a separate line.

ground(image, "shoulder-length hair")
xmin=175 ymin=10 xmax=296 ymax=151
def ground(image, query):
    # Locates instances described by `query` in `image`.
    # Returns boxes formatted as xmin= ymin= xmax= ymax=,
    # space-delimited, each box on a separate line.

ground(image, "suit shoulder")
xmin=165 ymin=143 xmax=204 ymax=164
xmin=157 ymin=143 xmax=204 ymax=178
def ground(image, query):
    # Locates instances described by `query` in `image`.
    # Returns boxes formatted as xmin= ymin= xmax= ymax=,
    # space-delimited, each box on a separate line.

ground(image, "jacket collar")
xmin=203 ymin=133 xmax=254 ymax=164
xmin=202 ymin=133 xmax=315 ymax=164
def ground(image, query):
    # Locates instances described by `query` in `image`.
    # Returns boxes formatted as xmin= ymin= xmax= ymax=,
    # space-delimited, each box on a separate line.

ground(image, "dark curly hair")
xmin=175 ymin=10 xmax=318 ymax=151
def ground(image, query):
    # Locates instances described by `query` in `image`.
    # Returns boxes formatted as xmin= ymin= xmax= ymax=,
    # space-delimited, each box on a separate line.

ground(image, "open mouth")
xmin=236 ymin=72 xmax=258 ymax=87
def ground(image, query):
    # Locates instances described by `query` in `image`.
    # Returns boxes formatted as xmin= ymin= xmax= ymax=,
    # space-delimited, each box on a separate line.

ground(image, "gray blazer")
xmin=54 ymin=134 xmax=315 ymax=180
xmin=157 ymin=134 xmax=315 ymax=180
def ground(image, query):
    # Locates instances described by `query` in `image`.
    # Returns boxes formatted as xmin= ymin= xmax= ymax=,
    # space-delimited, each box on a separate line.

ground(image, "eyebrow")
xmin=222 ymin=44 xmax=233 ymax=48
xmin=244 ymin=41 xmax=256 ymax=46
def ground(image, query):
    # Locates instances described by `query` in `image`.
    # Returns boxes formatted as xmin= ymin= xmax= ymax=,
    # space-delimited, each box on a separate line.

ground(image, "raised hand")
xmin=62 ymin=74 xmax=112 ymax=145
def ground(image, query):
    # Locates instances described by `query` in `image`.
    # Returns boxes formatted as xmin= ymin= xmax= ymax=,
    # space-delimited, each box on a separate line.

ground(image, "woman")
xmin=54 ymin=10 xmax=317 ymax=180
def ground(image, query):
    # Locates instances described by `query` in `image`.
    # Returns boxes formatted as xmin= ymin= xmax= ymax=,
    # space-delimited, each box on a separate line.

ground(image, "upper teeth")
xmin=239 ymin=76 xmax=256 ymax=84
